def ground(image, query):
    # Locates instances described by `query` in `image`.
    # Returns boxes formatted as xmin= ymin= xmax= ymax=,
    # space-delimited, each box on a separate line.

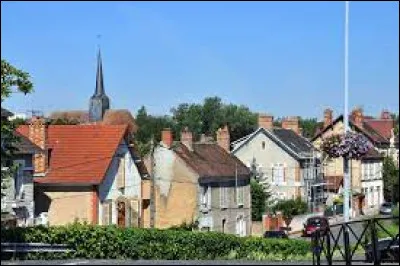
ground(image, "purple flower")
xmin=321 ymin=132 xmax=372 ymax=160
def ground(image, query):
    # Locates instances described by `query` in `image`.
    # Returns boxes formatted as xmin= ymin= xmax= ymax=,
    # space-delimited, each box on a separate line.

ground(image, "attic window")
xmin=262 ymin=141 xmax=266 ymax=149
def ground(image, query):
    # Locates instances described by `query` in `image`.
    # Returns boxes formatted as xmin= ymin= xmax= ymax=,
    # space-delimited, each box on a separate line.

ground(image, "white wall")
xmin=233 ymin=130 xmax=300 ymax=200
xmin=98 ymin=139 xmax=142 ymax=225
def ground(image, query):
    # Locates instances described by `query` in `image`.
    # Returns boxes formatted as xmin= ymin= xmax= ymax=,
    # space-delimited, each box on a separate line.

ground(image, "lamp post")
xmin=343 ymin=1 xmax=351 ymax=223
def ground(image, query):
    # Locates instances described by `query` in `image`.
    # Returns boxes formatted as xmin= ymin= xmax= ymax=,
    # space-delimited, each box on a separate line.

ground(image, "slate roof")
xmin=16 ymin=124 xmax=128 ymax=184
xmin=272 ymin=128 xmax=314 ymax=156
xmin=231 ymin=127 xmax=314 ymax=160
xmin=173 ymin=142 xmax=251 ymax=181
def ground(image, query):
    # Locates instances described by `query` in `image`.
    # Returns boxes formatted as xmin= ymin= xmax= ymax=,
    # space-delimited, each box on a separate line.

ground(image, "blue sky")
xmin=1 ymin=1 xmax=398 ymax=119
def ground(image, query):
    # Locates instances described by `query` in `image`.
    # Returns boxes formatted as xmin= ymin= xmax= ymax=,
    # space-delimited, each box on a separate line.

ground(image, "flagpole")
xmin=343 ymin=0 xmax=351 ymax=223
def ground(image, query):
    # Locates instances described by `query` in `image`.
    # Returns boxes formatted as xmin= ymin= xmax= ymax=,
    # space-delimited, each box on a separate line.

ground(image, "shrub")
xmin=272 ymin=198 xmax=308 ymax=226
xmin=1 ymin=223 xmax=311 ymax=261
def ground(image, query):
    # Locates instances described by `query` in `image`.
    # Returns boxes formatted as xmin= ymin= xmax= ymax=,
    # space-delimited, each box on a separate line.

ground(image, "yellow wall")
xmin=313 ymin=120 xmax=362 ymax=190
xmin=36 ymin=186 xmax=93 ymax=226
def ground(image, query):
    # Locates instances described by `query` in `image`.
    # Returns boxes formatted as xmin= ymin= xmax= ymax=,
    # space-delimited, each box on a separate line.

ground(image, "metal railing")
xmin=312 ymin=216 xmax=399 ymax=265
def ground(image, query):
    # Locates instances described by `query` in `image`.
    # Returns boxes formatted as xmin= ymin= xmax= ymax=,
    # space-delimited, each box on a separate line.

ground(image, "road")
xmin=1 ymin=260 xmax=399 ymax=265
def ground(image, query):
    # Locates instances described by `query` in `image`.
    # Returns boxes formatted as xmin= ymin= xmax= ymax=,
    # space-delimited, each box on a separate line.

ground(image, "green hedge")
xmin=1 ymin=223 xmax=311 ymax=261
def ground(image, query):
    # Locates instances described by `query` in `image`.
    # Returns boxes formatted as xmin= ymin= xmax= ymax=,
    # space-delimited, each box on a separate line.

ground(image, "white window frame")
xmin=201 ymin=186 xmax=211 ymax=210
xmin=272 ymin=163 xmax=284 ymax=184
xmin=236 ymin=214 xmax=246 ymax=237
xmin=237 ymin=185 xmax=244 ymax=207
xmin=14 ymin=160 xmax=25 ymax=200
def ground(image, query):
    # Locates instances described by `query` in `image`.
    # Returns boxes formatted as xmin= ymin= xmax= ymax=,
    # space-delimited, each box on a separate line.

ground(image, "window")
xmin=262 ymin=141 xmax=266 ymax=149
xmin=14 ymin=160 xmax=25 ymax=200
xmin=236 ymin=215 xmax=246 ymax=237
xmin=220 ymin=185 xmax=228 ymax=208
xmin=237 ymin=185 xmax=244 ymax=206
xmin=201 ymin=186 xmax=211 ymax=210
xmin=102 ymin=200 xmax=113 ymax=225
xmin=117 ymin=156 xmax=126 ymax=189
xmin=272 ymin=163 xmax=284 ymax=183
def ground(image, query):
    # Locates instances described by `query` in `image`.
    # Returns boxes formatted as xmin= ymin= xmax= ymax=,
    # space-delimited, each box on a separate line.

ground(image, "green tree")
xmin=251 ymin=179 xmax=267 ymax=221
xmin=1 ymin=60 xmax=33 ymax=199
xmin=382 ymin=156 xmax=399 ymax=203
xmin=299 ymin=117 xmax=319 ymax=139
xmin=272 ymin=198 xmax=308 ymax=227
xmin=135 ymin=106 xmax=174 ymax=157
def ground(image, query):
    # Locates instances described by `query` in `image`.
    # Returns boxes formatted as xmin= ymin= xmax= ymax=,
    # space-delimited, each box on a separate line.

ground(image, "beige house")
xmin=144 ymin=126 xmax=252 ymax=236
xmin=312 ymin=108 xmax=392 ymax=214
xmin=232 ymin=114 xmax=323 ymax=209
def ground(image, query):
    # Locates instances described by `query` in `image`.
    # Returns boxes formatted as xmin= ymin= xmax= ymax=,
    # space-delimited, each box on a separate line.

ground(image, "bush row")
xmin=1 ymin=223 xmax=311 ymax=260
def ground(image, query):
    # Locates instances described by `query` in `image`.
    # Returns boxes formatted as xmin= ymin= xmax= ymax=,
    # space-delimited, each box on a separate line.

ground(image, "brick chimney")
xmin=28 ymin=116 xmax=48 ymax=175
xmin=380 ymin=110 xmax=391 ymax=120
xmin=323 ymin=108 xmax=333 ymax=128
xmin=351 ymin=108 xmax=363 ymax=128
xmin=161 ymin=128 xmax=173 ymax=148
xmin=258 ymin=114 xmax=274 ymax=130
xmin=217 ymin=125 xmax=230 ymax=152
xmin=282 ymin=116 xmax=299 ymax=134
xmin=180 ymin=127 xmax=193 ymax=151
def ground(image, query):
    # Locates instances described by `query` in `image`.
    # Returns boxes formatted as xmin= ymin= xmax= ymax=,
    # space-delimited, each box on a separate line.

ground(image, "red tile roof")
xmin=313 ymin=115 xmax=392 ymax=145
xmin=16 ymin=124 xmax=128 ymax=184
xmin=363 ymin=119 xmax=394 ymax=140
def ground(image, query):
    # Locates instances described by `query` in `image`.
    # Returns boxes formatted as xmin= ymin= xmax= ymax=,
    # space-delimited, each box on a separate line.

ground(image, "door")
xmin=117 ymin=201 xmax=125 ymax=227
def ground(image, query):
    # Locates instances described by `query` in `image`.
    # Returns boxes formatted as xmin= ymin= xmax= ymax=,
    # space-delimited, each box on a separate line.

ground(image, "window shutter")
xmin=283 ymin=163 xmax=286 ymax=182
xmin=102 ymin=202 xmax=110 ymax=225
xmin=117 ymin=157 xmax=126 ymax=189
xmin=271 ymin=164 xmax=275 ymax=182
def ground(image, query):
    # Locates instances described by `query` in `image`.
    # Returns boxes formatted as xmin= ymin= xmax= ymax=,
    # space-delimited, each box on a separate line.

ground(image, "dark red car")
xmin=302 ymin=216 xmax=329 ymax=237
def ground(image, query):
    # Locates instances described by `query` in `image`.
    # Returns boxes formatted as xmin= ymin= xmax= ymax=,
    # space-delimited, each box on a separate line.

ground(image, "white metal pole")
xmin=343 ymin=0 xmax=351 ymax=222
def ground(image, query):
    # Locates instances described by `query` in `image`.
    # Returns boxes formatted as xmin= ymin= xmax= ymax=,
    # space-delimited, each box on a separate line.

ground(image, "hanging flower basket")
xmin=321 ymin=132 xmax=373 ymax=160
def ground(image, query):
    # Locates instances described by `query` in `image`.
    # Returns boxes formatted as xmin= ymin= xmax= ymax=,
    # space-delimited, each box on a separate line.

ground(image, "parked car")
xmin=263 ymin=230 xmax=288 ymax=239
xmin=302 ymin=216 xmax=329 ymax=237
xmin=365 ymin=237 xmax=399 ymax=262
xmin=379 ymin=202 xmax=394 ymax=216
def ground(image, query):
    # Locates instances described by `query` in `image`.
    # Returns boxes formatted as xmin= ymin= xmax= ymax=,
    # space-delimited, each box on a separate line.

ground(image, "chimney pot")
xmin=380 ymin=110 xmax=391 ymax=120
xmin=161 ymin=128 xmax=173 ymax=148
xmin=217 ymin=125 xmax=230 ymax=152
xmin=258 ymin=114 xmax=274 ymax=130
xmin=323 ymin=108 xmax=333 ymax=128
xmin=351 ymin=108 xmax=364 ymax=128
xmin=282 ymin=116 xmax=300 ymax=134
xmin=28 ymin=116 xmax=48 ymax=174
xmin=181 ymin=127 xmax=193 ymax=151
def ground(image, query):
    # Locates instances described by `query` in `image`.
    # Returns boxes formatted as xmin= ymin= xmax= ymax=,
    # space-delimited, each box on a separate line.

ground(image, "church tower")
xmin=89 ymin=49 xmax=110 ymax=122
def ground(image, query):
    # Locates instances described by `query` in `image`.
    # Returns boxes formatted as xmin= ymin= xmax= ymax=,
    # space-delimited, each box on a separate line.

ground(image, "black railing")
xmin=312 ymin=216 xmax=399 ymax=265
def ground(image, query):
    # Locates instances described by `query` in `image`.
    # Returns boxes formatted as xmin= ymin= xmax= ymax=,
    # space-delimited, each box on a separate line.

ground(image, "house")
xmin=231 ymin=114 xmax=324 ymax=210
xmin=2 ymin=108 xmax=43 ymax=227
xmin=16 ymin=117 xmax=148 ymax=226
xmin=144 ymin=126 xmax=252 ymax=236
xmin=312 ymin=108 xmax=389 ymax=213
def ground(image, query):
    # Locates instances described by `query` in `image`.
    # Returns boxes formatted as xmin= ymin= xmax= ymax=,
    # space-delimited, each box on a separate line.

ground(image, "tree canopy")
xmin=1 ymin=60 xmax=33 ymax=198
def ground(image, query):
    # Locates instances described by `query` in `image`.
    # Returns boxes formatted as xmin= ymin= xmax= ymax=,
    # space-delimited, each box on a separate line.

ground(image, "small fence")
xmin=312 ymin=216 xmax=399 ymax=265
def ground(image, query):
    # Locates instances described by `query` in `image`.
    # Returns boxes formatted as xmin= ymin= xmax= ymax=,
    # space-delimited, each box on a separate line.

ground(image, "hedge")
xmin=1 ymin=223 xmax=311 ymax=261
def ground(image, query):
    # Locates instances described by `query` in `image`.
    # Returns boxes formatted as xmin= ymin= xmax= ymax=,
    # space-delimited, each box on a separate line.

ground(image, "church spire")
xmin=89 ymin=45 xmax=110 ymax=122
xmin=95 ymin=49 xmax=105 ymax=96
